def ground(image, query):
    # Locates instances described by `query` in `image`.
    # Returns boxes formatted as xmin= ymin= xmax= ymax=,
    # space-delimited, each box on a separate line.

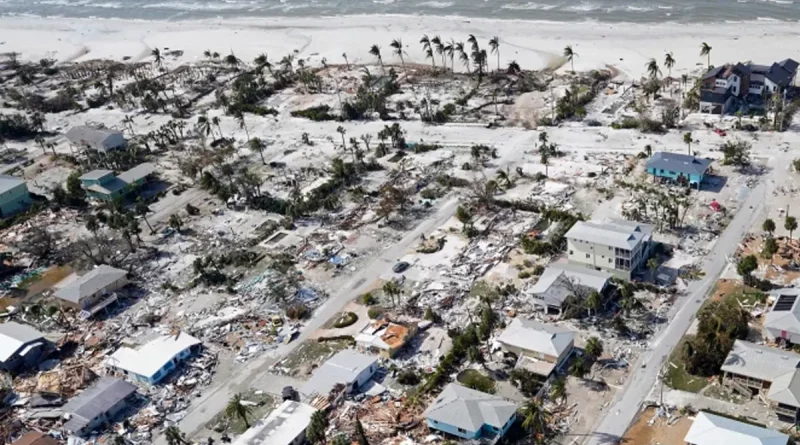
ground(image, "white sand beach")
xmin=1 ymin=15 xmax=800 ymax=79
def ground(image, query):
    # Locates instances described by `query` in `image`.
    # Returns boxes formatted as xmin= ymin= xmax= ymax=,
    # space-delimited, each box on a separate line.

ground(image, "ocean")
xmin=0 ymin=0 xmax=797 ymax=22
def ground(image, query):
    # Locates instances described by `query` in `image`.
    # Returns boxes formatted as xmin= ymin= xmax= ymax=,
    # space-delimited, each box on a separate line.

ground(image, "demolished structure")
xmin=107 ymin=332 xmax=202 ymax=385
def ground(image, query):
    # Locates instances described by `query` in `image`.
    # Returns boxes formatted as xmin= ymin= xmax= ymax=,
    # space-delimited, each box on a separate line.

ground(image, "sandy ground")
xmin=622 ymin=406 xmax=693 ymax=445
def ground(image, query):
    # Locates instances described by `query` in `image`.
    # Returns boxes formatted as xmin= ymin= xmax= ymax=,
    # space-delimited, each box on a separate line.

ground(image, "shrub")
xmin=360 ymin=292 xmax=377 ymax=305
xmin=397 ymin=369 xmax=421 ymax=385
xmin=333 ymin=312 xmax=358 ymax=328
xmin=290 ymin=105 xmax=338 ymax=121
xmin=285 ymin=303 xmax=309 ymax=320
xmin=367 ymin=307 xmax=384 ymax=319
xmin=518 ymin=270 xmax=532 ymax=279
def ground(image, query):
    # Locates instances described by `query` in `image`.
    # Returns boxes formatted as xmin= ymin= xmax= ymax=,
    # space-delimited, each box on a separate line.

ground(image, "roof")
xmin=527 ymin=263 xmax=611 ymax=308
xmin=763 ymin=62 xmax=795 ymax=88
xmin=108 ymin=332 xmax=201 ymax=380
xmin=767 ymin=370 xmax=800 ymax=408
xmin=720 ymin=340 xmax=800 ymax=382
xmin=647 ymin=152 xmax=713 ymax=177
xmin=0 ymin=322 xmax=45 ymax=363
xmin=497 ymin=318 xmax=574 ymax=357
xmin=702 ymin=65 xmax=726 ymax=80
xmin=86 ymin=178 xmax=127 ymax=196
xmin=0 ymin=175 xmax=25 ymax=195
xmin=355 ymin=321 xmax=412 ymax=351
xmin=778 ymin=58 xmax=799 ymax=74
xmin=11 ymin=432 xmax=59 ymax=445
xmin=117 ymin=163 xmax=155 ymax=184
xmin=53 ymin=265 xmax=127 ymax=304
xmin=301 ymin=349 xmax=377 ymax=396
xmin=424 ymin=383 xmax=518 ymax=432
xmin=684 ymin=411 xmax=789 ymax=445
xmin=78 ymin=170 xmax=113 ymax=181
xmin=565 ymin=219 xmax=653 ymax=250
xmin=764 ymin=288 xmax=800 ymax=337
xmin=700 ymin=87 xmax=731 ymax=104
xmin=65 ymin=126 xmax=124 ymax=151
xmin=232 ymin=400 xmax=316 ymax=445
xmin=62 ymin=377 xmax=136 ymax=433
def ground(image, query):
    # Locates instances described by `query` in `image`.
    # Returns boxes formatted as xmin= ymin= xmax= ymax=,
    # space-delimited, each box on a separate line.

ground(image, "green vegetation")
xmin=664 ymin=336 xmax=710 ymax=393
xmin=457 ymin=369 xmax=496 ymax=394
xmin=332 ymin=312 xmax=359 ymax=329
xmin=291 ymin=105 xmax=338 ymax=121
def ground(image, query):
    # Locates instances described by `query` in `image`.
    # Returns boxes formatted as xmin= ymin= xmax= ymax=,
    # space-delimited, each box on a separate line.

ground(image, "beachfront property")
xmin=107 ymin=332 xmax=202 ymax=385
xmin=497 ymin=318 xmax=575 ymax=377
xmin=764 ymin=288 xmax=800 ymax=346
xmin=0 ymin=322 xmax=54 ymax=373
xmin=424 ymin=383 xmax=518 ymax=440
xmin=301 ymin=349 xmax=378 ymax=397
xmin=232 ymin=400 xmax=317 ymax=445
xmin=65 ymin=125 xmax=126 ymax=153
xmin=699 ymin=59 xmax=799 ymax=114
xmin=0 ymin=175 xmax=32 ymax=219
xmin=526 ymin=263 xmax=611 ymax=315
xmin=62 ymin=377 xmax=138 ymax=437
xmin=53 ymin=265 xmax=127 ymax=317
xmin=684 ymin=411 xmax=789 ymax=445
xmin=720 ymin=340 xmax=800 ymax=421
xmin=355 ymin=319 xmax=416 ymax=358
xmin=565 ymin=219 xmax=653 ymax=280
xmin=79 ymin=163 xmax=155 ymax=202
xmin=646 ymin=152 xmax=712 ymax=189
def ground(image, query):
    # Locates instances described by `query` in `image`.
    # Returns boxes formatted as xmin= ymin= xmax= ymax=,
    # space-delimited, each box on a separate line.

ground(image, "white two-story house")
xmin=564 ymin=219 xmax=653 ymax=280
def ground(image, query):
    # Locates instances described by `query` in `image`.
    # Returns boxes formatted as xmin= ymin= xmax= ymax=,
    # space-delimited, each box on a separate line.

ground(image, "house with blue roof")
xmin=646 ymin=152 xmax=712 ymax=189
xmin=424 ymin=383 xmax=518 ymax=440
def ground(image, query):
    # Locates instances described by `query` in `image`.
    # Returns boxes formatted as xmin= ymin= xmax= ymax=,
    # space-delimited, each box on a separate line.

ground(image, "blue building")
xmin=0 ymin=175 xmax=32 ymax=218
xmin=107 ymin=332 xmax=202 ymax=385
xmin=646 ymin=152 xmax=712 ymax=189
xmin=424 ymin=383 xmax=518 ymax=440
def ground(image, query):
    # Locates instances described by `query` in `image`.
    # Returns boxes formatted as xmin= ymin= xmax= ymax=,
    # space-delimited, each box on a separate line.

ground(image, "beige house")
xmin=565 ymin=219 xmax=653 ymax=280
xmin=497 ymin=318 xmax=574 ymax=377
xmin=54 ymin=266 xmax=127 ymax=316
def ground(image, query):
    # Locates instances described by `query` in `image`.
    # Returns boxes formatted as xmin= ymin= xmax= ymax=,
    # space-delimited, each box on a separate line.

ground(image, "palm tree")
xmin=563 ymin=45 xmax=577 ymax=72
xmin=135 ymin=200 xmax=155 ymax=234
xmin=369 ymin=44 xmax=384 ymax=74
xmin=586 ymin=291 xmax=601 ymax=316
xmin=786 ymin=215 xmax=798 ymax=240
xmin=249 ymin=137 xmax=267 ymax=164
xmin=507 ymin=60 xmax=521 ymax=75
xmin=420 ymin=35 xmax=436 ymax=72
xmin=541 ymin=151 xmax=550 ymax=177
xmin=151 ymin=48 xmax=163 ymax=68
xmin=342 ymin=52 xmax=350 ymax=69
xmin=432 ymin=35 xmax=445 ymax=68
xmin=645 ymin=58 xmax=661 ymax=79
xmin=383 ymin=280 xmax=402 ymax=307
xmin=225 ymin=393 xmax=254 ymax=428
xmin=456 ymin=42 xmax=470 ymax=74
xmin=763 ymin=218 xmax=776 ymax=237
xmin=519 ymin=398 xmax=549 ymax=444
xmin=664 ymin=52 xmax=676 ymax=79
xmin=446 ymin=38 xmax=456 ymax=72
xmin=489 ymin=36 xmax=500 ymax=72
xmin=700 ymin=42 xmax=712 ymax=68
xmin=280 ymin=54 xmax=295 ymax=73
xmin=254 ymin=53 xmax=273 ymax=75
xmin=164 ymin=426 xmax=187 ymax=445
xmin=549 ymin=376 xmax=567 ymax=403
xmin=467 ymin=34 xmax=478 ymax=53
xmin=569 ymin=356 xmax=589 ymax=378
xmin=683 ymin=132 xmax=692 ymax=155
xmin=585 ymin=336 xmax=603 ymax=359
xmin=647 ymin=257 xmax=659 ymax=282
xmin=211 ymin=116 xmax=223 ymax=139
xmin=390 ymin=39 xmax=406 ymax=73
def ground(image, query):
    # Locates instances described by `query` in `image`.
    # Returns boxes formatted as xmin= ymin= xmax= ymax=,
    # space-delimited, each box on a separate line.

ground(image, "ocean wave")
xmin=501 ymin=2 xmax=560 ymax=10
xmin=372 ymin=0 xmax=395 ymax=4
xmin=563 ymin=1 xmax=600 ymax=11
xmin=143 ymin=0 xmax=258 ymax=9
xmin=418 ymin=1 xmax=454 ymax=7
xmin=624 ymin=5 xmax=655 ymax=11
xmin=756 ymin=16 xmax=782 ymax=20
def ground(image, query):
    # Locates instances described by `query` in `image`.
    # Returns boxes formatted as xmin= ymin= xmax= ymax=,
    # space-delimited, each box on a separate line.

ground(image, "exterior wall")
xmin=426 ymin=419 xmax=480 ymax=439
xmin=749 ymin=84 xmax=764 ymax=95
xmin=765 ymin=78 xmax=780 ymax=94
xmin=0 ymin=183 xmax=32 ymax=218
xmin=80 ymin=175 xmax=114 ymax=187
xmin=87 ymin=189 xmax=122 ymax=202
xmin=566 ymin=238 xmax=635 ymax=280
xmin=101 ymin=134 xmax=126 ymax=151
xmin=349 ymin=362 xmax=377 ymax=392
xmin=714 ymin=79 xmax=727 ymax=88
xmin=764 ymin=325 xmax=800 ymax=345
xmin=0 ymin=340 xmax=50 ymax=372
xmin=646 ymin=167 xmax=704 ymax=186
xmin=500 ymin=343 xmax=559 ymax=364
xmin=699 ymin=101 xmax=722 ymax=114
xmin=120 ymin=344 xmax=200 ymax=385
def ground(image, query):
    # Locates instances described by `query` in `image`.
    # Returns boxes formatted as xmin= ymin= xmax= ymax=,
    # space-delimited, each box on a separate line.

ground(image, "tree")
xmin=135 ymin=200 xmax=155 ymax=234
xmin=164 ymin=426 xmax=187 ymax=445
xmin=456 ymin=41 xmax=470 ymax=74
xmin=17 ymin=226 xmax=54 ymax=262
xmin=645 ymin=58 xmax=661 ymax=79
xmin=787 ymin=215 xmax=798 ymax=240
xmin=763 ymin=218 xmax=776 ymax=237
xmin=684 ymin=298 xmax=749 ymax=376
xmin=354 ymin=417 xmax=369 ymax=445
xmin=569 ymin=356 xmax=589 ymax=378
xmin=342 ymin=52 xmax=350 ymax=69
xmin=369 ymin=44 xmax=384 ymax=74
xmin=762 ymin=237 xmax=778 ymax=260
xmin=721 ymin=139 xmax=751 ymax=166
xmin=541 ymin=151 xmax=550 ymax=177
xmin=151 ymin=48 xmax=163 ymax=68
xmin=585 ymin=291 xmax=601 ymax=317
xmin=489 ymin=36 xmax=500 ymax=72
xmin=306 ymin=410 xmax=328 ymax=444
xmin=683 ymin=132 xmax=692 ymax=155
xmin=331 ymin=434 xmax=350 ymax=445
xmin=420 ymin=35 xmax=435 ymax=72
xmin=383 ymin=280 xmax=402 ymax=307
xmin=169 ymin=214 xmax=183 ymax=232
xmin=520 ymin=397 xmax=549 ymax=444
xmin=390 ymin=38 xmax=406 ymax=73
xmin=700 ymin=42 xmax=712 ymax=68
xmin=736 ymin=254 xmax=758 ymax=283
xmin=225 ymin=393 xmax=253 ymax=428
xmin=563 ymin=45 xmax=577 ymax=72
xmin=85 ymin=214 xmax=100 ymax=235
xmin=647 ymin=257 xmax=659 ymax=282
xmin=549 ymin=376 xmax=566 ymax=403
xmin=249 ymin=137 xmax=267 ymax=164
xmin=664 ymin=52 xmax=676 ymax=79
xmin=584 ymin=336 xmax=603 ymax=359
xmin=66 ymin=172 xmax=86 ymax=202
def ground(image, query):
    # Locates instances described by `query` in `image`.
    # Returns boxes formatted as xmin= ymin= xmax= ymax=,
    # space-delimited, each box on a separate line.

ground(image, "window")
xmin=609 ymin=258 xmax=612 ymax=263
xmin=433 ymin=420 xmax=439 ymax=424
xmin=659 ymin=169 xmax=664 ymax=174
xmin=458 ymin=428 xmax=466 ymax=433
xmin=585 ymin=254 xmax=590 ymax=259
xmin=569 ymin=250 xmax=573 ymax=255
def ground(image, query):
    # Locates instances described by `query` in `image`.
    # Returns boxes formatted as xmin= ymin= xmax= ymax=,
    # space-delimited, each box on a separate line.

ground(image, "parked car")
xmin=392 ymin=261 xmax=410 ymax=273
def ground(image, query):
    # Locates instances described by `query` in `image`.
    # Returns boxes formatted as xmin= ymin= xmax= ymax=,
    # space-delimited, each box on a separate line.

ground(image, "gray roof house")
xmin=0 ymin=174 xmax=33 ymax=219
xmin=565 ymin=219 xmax=654 ymax=280
xmin=0 ymin=322 xmax=54 ymax=373
xmin=497 ymin=319 xmax=575 ymax=377
xmin=301 ymin=349 xmax=378 ymax=397
xmin=62 ymin=377 xmax=137 ymax=436
xmin=65 ymin=126 xmax=126 ymax=153
xmin=684 ymin=411 xmax=789 ymax=445
xmin=232 ymin=400 xmax=317 ymax=445
xmin=764 ymin=288 xmax=800 ymax=345
xmin=527 ymin=263 xmax=611 ymax=314
xmin=646 ymin=152 xmax=713 ymax=188
xmin=424 ymin=383 xmax=518 ymax=440
xmin=53 ymin=265 xmax=127 ymax=316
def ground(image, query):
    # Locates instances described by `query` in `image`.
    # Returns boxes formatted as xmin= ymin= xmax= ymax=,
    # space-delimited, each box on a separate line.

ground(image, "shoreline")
xmin=1 ymin=14 xmax=800 ymax=79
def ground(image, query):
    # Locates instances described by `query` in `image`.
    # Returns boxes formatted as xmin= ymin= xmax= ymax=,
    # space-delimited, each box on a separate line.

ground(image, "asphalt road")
xmin=585 ymin=181 xmax=768 ymax=445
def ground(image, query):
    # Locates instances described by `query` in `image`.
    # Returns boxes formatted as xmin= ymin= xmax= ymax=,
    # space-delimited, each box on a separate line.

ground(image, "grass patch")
xmin=206 ymin=390 xmax=275 ymax=434
xmin=278 ymin=339 xmax=352 ymax=375
xmin=457 ymin=369 xmax=496 ymax=394
xmin=663 ymin=335 xmax=709 ymax=393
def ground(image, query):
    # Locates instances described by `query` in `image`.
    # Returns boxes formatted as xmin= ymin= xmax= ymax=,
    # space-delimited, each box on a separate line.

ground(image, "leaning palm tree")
xmin=432 ymin=35 xmax=445 ymax=68
xmin=467 ymin=33 xmax=479 ymax=53
xmin=585 ymin=336 xmax=603 ymax=359
xmin=151 ymin=48 xmax=163 ymax=68
xmin=700 ymin=42 xmax=712 ymax=68
xmin=390 ymin=39 xmax=406 ymax=72
xmin=456 ymin=42 xmax=470 ymax=74
xmin=489 ymin=36 xmax=500 ymax=72
xmin=664 ymin=52 xmax=676 ymax=79
xmin=563 ymin=45 xmax=577 ymax=72
xmin=444 ymin=40 xmax=454 ymax=72
xmin=549 ymin=376 xmax=567 ymax=404
xmin=369 ymin=44 xmax=384 ymax=74
xmin=225 ymin=393 xmax=254 ymax=429
xmin=645 ymin=58 xmax=661 ymax=79
xmin=164 ymin=426 xmax=187 ymax=445
xmin=342 ymin=52 xmax=350 ymax=69
xmin=520 ymin=398 xmax=549 ymax=444
xmin=249 ymin=137 xmax=267 ymax=164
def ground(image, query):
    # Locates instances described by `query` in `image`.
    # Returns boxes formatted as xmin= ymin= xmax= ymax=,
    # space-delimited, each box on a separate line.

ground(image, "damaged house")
xmin=496 ymin=319 xmax=574 ymax=378
xmin=355 ymin=320 xmax=416 ymax=358
xmin=764 ymin=288 xmax=800 ymax=346
xmin=78 ymin=163 xmax=156 ymax=202
xmin=301 ymin=349 xmax=378 ymax=398
xmin=0 ymin=321 xmax=54 ymax=373
xmin=62 ymin=377 xmax=138 ymax=437
xmin=424 ymin=383 xmax=518 ymax=440
xmin=107 ymin=332 xmax=202 ymax=385
xmin=526 ymin=263 xmax=611 ymax=315
xmin=10 ymin=432 xmax=59 ymax=445
xmin=232 ymin=400 xmax=316 ymax=445
xmin=684 ymin=411 xmax=789 ymax=445
xmin=53 ymin=265 xmax=128 ymax=318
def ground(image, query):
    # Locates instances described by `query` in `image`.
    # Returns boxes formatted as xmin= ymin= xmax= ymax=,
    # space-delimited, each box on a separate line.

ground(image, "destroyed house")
xmin=62 ymin=377 xmax=137 ymax=437
xmin=65 ymin=126 xmax=126 ymax=153
xmin=0 ymin=321 xmax=54 ymax=373
xmin=232 ymin=400 xmax=316 ymax=445
xmin=646 ymin=152 xmax=712 ymax=189
xmin=764 ymin=288 xmax=800 ymax=346
xmin=301 ymin=349 xmax=377 ymax=397
xmin=496 ymin=318 xmax=574 ymax=377
xmin=565 ymin=218 xmax=653 ymax=280
xmin=0 ymin=175 xmax=32 ymax=219
xmin=355 ymin=320 xmax=416 ymax=358
xmin=11 ymin=432 xmax=59 ymax=445
xmin=526 ymin=263 xmax=611 ymax=314
xmin=684 ymin=411 xmax=789 ymax=445
xmin=721 ymin=340 xmax=800 ymax=421
xmin=424 ymin=383 xmax=518 ymax=440
xmin=107 ymin=332 xmax=202 ymax=385
xmin=53 ymin=265 xmax=127 ymax=317
xmin=79 ymin=163 xmax=155 ymax=202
